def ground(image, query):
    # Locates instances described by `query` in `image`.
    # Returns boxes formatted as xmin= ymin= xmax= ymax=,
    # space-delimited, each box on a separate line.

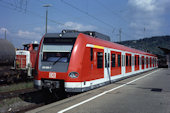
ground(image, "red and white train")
xmin=15 ymin=42 xmax=39 ymax=77
xmin=34 ymin=30 xmax=158 ymax=92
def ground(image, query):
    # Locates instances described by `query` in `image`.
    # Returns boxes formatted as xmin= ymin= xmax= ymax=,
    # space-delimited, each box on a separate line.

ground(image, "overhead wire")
xmin=95 ymin=0 xmax=134 ymax=40
xmin=0 ymin=0 xmax=77 ymax=29
xmin=37 ymin=0 xmax=112 ymax=31
xmin=60 ymin=0 xmax=115 ymax=29
xmin=60 ymin=0 xmax=136 ymax=41
xmin=95 ymin=0 xmax=129 ymax=23
xmin=0 ymin=0 xmax=114 ymax=32
xmin=0 ymin=0 xmax=134 ymax=41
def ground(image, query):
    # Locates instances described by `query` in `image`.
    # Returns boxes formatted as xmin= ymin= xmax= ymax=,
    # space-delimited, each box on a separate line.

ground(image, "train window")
xmin=118 ymin=54 xmax=121 ymax=67
xmin=90 ymin=48 xmax=93 ymax=61
xmin=122 ymin=55 xmax=124 ymax=66
xmin=126 ymin=55 xmax=128 ymax=66
xmin=42 ymin=52 xmax=70 ymax=63
xmin=139 ymin=57 xmax=141 ymax=65
xmin=133 ymin=56 xmax=135 ymax=66
xmin=142 ymin=57 xmax=144 ymax=65
xmin=111 ymin=54 xmax=116 ymax=67
xmin=97 ymin=52 xmax=103 ymax=68
xmin=129 ymin=55 xmax=132 ymax=66
xmin=132 ymin=56 xmax=134 ymax=66
xmin=108 ymin=53 xmax=110 ymax=67
xmin=43 ymin=38 xmax=76 ymax=45
xmin=105 ymin=53 xmax=107 ymax=68
xmin=33 ymin=46 xmax=38 ymax=51
xmin=154 ymin=58 xmax=155 ymax=66
xmin=124 ymin=55 xmax=126 ymax=66
xmin=135 ymin=56 xmax=137 ymax=66
xmin=135 ymin=56 xmax=139 ymax=66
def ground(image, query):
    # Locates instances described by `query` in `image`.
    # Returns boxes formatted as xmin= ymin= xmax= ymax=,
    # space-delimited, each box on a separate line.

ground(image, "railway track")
xmin=0 ymin=86 xmax=78 ymax=113
xmin=0 ymin=77 xmax=33 ymax=87
xmin=0 ymin=88 xmax=36 ymax=101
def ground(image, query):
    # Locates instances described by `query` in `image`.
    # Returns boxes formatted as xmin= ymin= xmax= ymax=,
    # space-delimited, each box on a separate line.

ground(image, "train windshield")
xmin=39 ymin=38 xmax=76 ymax=72
xmin=41 ymin=38 xmax=75 ymax=63
xmin=42 ymin=52 xmax=70 ymax=63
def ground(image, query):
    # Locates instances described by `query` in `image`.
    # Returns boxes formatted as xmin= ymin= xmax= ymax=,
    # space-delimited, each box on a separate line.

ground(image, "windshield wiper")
xmin=53 ymin=57 xmax=63 ymax=65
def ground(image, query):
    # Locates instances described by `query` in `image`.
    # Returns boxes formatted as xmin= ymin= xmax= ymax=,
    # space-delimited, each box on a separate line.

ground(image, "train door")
xmin=125 ymin=53 xmax=132 ymax=73
xmin=135 ymin=55 xmax=139 ymax=71
xmin=110 ymin=51 xmax=121 ymax=76
xmin=153 ymin=58 xmax=155 ymax=67
xmin=146 ymin=57 xmax=148 ymax=68
xmin=131 ymin=54 xmax=135 ymax=72
xmin=104 ymin=48 xmax=111 ymax=83
xmin=150 ymin=57 xmax=152 ymax=68
xmin=90 ymin=48 xmax=104 ymax=80
xmin=142 ymin=56 xmax=145 ymax=69
xmin=122 ymin=52 xmax=125 ymax=75
xmin=148 ymin=57 xmax=150 ymax=68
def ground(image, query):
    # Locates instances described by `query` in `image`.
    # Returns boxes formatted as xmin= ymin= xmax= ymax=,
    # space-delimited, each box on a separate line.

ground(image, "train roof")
xmin=44 ymin=30 xmax=110 ymax=41
xmin=78 ymin=33 xmax=157 ymax=57
xmin=43 ymin=30 xmax=156 ymax=57
xmin=23 ymin=41 xmax=39 ymax=46
xmin=23 ymin=43 xmax=39 ymax=47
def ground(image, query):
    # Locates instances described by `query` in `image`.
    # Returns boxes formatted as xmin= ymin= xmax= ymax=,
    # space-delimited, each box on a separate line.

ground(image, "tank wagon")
xmin=34 ymin=30 xmax=158 ymax=92
xmin=0 ymin=39 xmax=16 ymax=82
xmin=15 ymin=41 xmax=39 ymax=77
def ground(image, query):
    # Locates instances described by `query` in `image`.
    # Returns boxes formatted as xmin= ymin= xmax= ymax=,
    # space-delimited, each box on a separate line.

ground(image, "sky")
xmin=0 ymin=0 xmax=170 ymax=48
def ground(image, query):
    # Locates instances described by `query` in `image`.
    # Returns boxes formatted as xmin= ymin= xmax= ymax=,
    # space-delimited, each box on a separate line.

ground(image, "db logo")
xmin=49 ymin=72 xmax=56 ymax=78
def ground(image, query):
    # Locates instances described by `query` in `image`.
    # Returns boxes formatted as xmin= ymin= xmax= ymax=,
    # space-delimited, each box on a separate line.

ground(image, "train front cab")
xmin=34 ymin=34 xmax=78 ymax=90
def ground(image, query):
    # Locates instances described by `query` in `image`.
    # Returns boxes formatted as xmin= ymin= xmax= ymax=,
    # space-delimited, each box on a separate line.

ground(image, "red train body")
xmin=34 ymin=30 xmax=158 ymax=92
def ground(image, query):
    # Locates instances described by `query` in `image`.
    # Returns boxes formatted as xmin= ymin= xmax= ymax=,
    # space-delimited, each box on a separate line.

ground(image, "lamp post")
xmin=43 ymin=4 xmax=51 ymax=34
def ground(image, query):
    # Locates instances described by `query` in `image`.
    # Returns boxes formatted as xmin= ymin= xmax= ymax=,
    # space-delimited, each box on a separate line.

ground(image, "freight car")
xmin=34 ymin=30 xmax=158 ymax=92
xmin=15 ymin=41 xmax=39 ymax=77
xmin=0 ymin=39 xmax=16 ymax=83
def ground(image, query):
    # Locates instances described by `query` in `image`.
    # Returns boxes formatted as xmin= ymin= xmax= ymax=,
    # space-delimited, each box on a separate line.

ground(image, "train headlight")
xmin=69 ymin=72 xmax=79 ymax=78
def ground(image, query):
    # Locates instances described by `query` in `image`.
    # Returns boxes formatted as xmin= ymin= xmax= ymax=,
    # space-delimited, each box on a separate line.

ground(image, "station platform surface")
xmin=27 ymin=68 xmax=170 ymax=113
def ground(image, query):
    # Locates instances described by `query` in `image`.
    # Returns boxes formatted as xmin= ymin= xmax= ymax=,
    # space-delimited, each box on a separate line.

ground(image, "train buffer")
xmin=27 ymin=68 xmax=170 ymax=113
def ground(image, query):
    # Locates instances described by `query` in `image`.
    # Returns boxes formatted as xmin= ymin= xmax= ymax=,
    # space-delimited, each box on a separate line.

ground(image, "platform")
xmin=27 ymin=68 xmax=170 ymax=113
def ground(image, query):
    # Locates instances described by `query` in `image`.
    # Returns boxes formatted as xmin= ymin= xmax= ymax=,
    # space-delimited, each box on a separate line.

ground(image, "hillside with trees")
xmin=117 ymin=36 xmax=170 ymax=56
